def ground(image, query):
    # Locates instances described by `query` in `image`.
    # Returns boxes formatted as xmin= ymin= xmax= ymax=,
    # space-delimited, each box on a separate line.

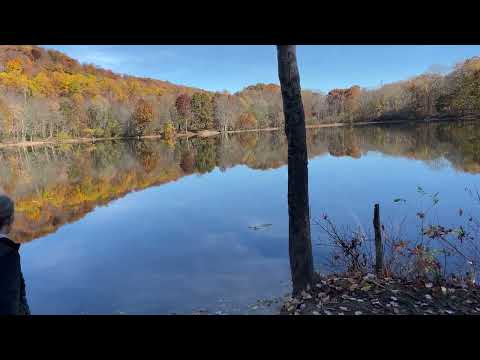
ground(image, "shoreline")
xmin=280 ymin=272 xmax=480 ymax=315
xmin=1 ymin=115 xmax=477 ymax=149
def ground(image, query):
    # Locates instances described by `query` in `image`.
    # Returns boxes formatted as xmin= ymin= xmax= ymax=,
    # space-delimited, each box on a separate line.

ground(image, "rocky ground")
xmin=281 ymin=273 xmax=480 ymax=315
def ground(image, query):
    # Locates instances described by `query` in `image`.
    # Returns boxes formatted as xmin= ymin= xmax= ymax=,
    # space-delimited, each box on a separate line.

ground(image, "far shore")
xmin=1 ymin=115 xmax=477 ymax=149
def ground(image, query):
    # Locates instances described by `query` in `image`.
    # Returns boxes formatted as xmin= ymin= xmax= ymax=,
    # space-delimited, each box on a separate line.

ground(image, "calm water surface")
xmin=1 ymin=121 xmax=479 ymax=314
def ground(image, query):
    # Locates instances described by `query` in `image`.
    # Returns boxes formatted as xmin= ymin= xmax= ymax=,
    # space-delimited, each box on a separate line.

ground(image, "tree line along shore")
xmin=1 ymin=114 xmax=477 ymax=149
xmin=1 ymin=45 xmax=480 ymax=147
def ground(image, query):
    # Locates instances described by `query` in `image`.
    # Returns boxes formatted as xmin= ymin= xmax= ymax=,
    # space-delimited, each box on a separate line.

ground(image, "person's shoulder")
xmin=0 ymin=236 xmax=19 ymax=256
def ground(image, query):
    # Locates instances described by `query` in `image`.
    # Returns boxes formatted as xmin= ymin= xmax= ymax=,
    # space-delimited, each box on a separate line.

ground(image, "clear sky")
xmin=43 ymin=45 xmax=480 ymax=93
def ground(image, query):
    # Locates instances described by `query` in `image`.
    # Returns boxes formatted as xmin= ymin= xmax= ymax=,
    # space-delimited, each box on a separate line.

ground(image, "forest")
xmin=1 ymin=45 xmax=480 ymax=144
xmin=2 ymin=121 xmax=479 ymax=243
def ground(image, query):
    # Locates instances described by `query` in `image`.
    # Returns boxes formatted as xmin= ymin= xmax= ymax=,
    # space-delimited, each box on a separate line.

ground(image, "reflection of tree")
xmin=326 ymin=127 xmax=362 ymax=159
xmin=180 ymin=150 xmax=195 ymax=174
xmin=1 ymin=121 xmax=480 ymax=244
xmin=194 ymin=139 xmax=216 ymax=174
xmin=135 ymin=141 xmax=157 ymax=174
xmin=236 ymin=132 xmax=258 ymax=150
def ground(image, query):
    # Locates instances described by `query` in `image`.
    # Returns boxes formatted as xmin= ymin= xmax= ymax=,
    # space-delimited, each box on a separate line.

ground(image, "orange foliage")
xmin=236 ymin=112 xmax=257 ymax=129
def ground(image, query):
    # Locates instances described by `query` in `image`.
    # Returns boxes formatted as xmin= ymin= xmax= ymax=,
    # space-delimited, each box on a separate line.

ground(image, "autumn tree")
xmin=1 ymin=45 xmax=480 ymax=144
xmin=277 ymin=45 xmax=314 ymax=295
xmin=438 ymin=57 xmax=480 ymax=115
xmin=163 ymin=121 xmax=176 ymax=143
xmin=236 ymin=112 xmax=257 ymax=129
xmin=131 ymin=99 xmax=154 ymax=137
xmin=190 ymin=92 xmax=214 ymax=130
xmin=0 ymin=97 xmax=13 ymax=140
xmin=175 ymin=93 xmax=192 ymax=133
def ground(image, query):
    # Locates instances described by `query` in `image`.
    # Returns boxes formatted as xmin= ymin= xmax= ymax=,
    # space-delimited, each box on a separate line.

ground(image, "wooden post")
xmin=373 ymin=203 xmax=383 ymax=277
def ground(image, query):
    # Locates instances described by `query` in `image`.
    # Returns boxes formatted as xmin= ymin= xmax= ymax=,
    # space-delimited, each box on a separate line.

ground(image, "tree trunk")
xmin=277 ymin=45 xmax=314 ymax=295
xmin=373 ymin=203 xmax=383 ymax=277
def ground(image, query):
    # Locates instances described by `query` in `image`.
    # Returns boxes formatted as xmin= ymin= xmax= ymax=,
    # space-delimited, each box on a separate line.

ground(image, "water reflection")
xmin=0 ymin=121 xmax=479 ymax=314
xmin=1 ymin=121 xmax=479 ymax=245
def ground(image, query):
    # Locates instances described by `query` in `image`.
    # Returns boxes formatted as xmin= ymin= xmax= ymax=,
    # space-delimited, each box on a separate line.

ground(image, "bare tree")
xmin=277 ymin=45 xmax=314 ymax=295
xmin=213 ymin=94 xmax=230 ymax=132
xmin=311 ymin=92 xmax=327 ymax=123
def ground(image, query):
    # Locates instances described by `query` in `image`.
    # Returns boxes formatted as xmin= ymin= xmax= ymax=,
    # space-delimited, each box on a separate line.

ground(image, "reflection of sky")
xmin=21 ymin=149 xmax=480 ymax=314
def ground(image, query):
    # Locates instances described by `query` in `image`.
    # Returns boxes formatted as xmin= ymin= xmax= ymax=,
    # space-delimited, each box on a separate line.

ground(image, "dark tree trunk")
xmin=373 ymin=203 xmax=383 ymax=277
xmin=277 ymin=45 xmax=314 ymax=295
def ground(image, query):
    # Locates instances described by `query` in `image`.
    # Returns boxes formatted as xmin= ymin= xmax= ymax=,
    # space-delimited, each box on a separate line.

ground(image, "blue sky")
xmin=43 ymin=45 xmax=480 ymax=93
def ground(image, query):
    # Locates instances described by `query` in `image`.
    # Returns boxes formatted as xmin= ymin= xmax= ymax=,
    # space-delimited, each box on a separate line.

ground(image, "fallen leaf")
xmin=301 ymin=291 xmax=312 ymax=300
xmin=363 ymin=274 xmax=375 ymax=281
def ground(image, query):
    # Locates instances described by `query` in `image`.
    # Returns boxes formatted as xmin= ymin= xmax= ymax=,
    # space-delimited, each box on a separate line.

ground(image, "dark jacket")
xmin=0 ymin=236 xmax=30 ymax=315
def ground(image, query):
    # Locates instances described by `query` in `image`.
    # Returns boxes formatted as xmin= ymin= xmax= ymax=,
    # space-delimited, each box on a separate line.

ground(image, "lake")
xmin=1 ymin=121 xmax=480 ymax=314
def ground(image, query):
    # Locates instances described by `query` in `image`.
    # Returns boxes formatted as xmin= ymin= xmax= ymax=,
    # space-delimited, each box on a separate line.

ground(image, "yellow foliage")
xmin=0 ymin=71 xmax=30 ymax=93
xmin=30 ymin=72 xmax=55 ymax=97
xmin=163 ymin=121 xmax=176 ymax=141
xmin=5 ymin=58 xmax=23 ymax=73
xmin=461 ymin=57 xmax=480 ymax=73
